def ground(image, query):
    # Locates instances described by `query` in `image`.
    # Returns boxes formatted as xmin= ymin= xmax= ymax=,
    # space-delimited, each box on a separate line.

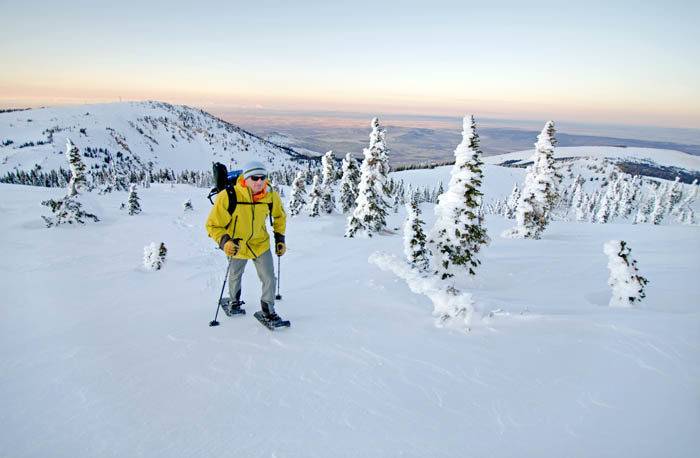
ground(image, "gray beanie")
xmin=242 ymin=161 xmax=268 ymax=179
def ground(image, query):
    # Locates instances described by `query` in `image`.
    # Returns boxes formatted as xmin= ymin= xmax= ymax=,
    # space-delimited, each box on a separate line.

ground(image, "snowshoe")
xmin=220 ymin=298 xmax=246 ymax=316
xmin=253 ymin=311 xmax=290 ymax=330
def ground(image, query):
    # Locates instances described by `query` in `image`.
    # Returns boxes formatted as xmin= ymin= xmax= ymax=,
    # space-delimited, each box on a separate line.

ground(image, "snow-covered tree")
xmin=41 ymin=138 xmax=99 ymax=227
xmin=345 ymin=117 xmax=391 ymax=237
xmin=428 ymin=115 xmax=489 ymax=279
xmin=320 ymin=151 xmax=336 ymax=214
xmin=635 ymin=192 xmax=654 ymax=224
xmin=504 ymin=121 xmax=560 ymax=239
xmin=66 ymin=138 xmax=87 ymax=196
xmin=404 ymin=200 xmax=430 ymax=272
xmin=505 ymin=182 xmax=521 ymax=219
xmin=596 ymin=176 xmax=620 ymax=223
xmin=338 ymin=153 xmax=360 ymax=214
xmin=650 ymin=183 xmax=668 ymax=225
xmin=570 ymin=176 xmax=585 ymax=220
xmin=41 ymin=195 xmax=99 ymax=227
xmin=144 ymin=242 xmax=168 ymax=271
xmin=576 ymin=192 xmax=589 ymax=221
xmin=321 ymin=150 xmax=337 ymax=187
xmin=307 ymin=174 xmax=322 ymax=217
xmin=603 ymin=240 xmax=648 ymax=307
xmin=667 ymin=177 xmax=683 ymax=215
xmin=617 ymin=175 xmax=639 ymax=220
xmin=586 ymin=189 xmax=601 ymax=223
xmin=127 ymin=184 xmax=141 ymax=215
xmin=676 ymin=178 xmax=698 ymax=225
xmin=288 ymin=171 xmax=307 ymax=217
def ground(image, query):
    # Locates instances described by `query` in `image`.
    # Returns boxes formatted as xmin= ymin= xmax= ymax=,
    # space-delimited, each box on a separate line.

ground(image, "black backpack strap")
xmin=225 ymin=185 xmax=274 ymax=225
xmin=226 ymin=187 xmax=237 ymax=215
xmin=267 ymin=185 xmax=274 ymax=226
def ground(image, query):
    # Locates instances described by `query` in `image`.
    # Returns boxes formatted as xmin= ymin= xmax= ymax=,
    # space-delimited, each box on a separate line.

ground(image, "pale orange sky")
xmin=2 ymin=1 xmax=699 ymax=128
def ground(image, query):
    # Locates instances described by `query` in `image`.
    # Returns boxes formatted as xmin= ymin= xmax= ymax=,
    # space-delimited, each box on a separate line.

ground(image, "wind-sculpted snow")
xmin=369 ymin=252 xmax=481 ymax=329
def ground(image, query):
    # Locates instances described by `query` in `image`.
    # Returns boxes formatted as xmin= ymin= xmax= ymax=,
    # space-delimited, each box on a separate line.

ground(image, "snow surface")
xmin=2 ymin=171 xmax=699 ymax=457
xmin=482 ymin=145 xmax=700 ymax=172
xmin=0 ymin=102 xmax=303 ymax=175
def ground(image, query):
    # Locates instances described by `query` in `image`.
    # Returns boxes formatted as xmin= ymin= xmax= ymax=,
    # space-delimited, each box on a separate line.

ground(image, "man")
xmin=205 ymin=160 xmax=287 ymax=321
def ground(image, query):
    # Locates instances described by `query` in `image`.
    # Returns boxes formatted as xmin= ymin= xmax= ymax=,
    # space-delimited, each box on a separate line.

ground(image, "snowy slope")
xmin=264 ymin=131 xmax=323 ymax=158
xmin=1 ymin=171 xmax=699 ymax=457
xmin=483 ymin=145 xmax=700 ymax=172
xmin=0 ymin=101 xmax=309 ymax=176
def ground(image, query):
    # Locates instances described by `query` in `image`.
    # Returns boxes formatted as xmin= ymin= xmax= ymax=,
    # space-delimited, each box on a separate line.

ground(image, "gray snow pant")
xmin=228 ymin=249 xmax=276 ymax=311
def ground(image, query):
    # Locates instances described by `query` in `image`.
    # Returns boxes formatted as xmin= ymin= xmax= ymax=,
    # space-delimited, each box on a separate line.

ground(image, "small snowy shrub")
xmin=144 ymin=242 xmax=168 ymax=271
xmin=183 ymin=199 xmax=193 ymax=212
xmin=603 ymin=240 xmax=648 ymax=307
xmin=41 ymin=195 xmax=99 ymax=227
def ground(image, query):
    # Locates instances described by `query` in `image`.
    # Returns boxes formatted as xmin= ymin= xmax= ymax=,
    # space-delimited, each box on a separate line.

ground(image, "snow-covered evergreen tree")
xmin=338 ymin=153 xmax=360 ymax=214
xmin=403 ymin=200 xmax=430 ymax=272
xmin=505 ymin=182 xmax=521 ymax=219
xmin=127 ymin=184 xmax=141 ymax=215
xmin=345 ymin=117 xmax=391 ymax=237
xmin=650 ymin=183 xmax=668 ymax=225
xmin=320 ymin=150 xmax=337 ymax=214
xmin=667 ymin=177 xmax=683 ymax=215
xmin=144 ymin=242 xmax=168 ymax=271
xmin=321 ymin=150 xmax=337 ymax=187
xmin=288 ymin=171 xmax=307 ymax=217
xmin=596 ymin=177 xmax=620 ymax=223
xmin=66 ymin=138 xmax=87 ymax=196
xmin=41 ymin=195 xmax=99 ymax=227
xmin=617 ymin=175 xmax=639 ymax=220
xmin=41 ymin=137 xmax=99 ymax=227
xmin=603 ymin=240 xmax=648 ymax=307
xmin=635 ymin=192 xmax=654 ymax=224
xmin=586 ymin=189 xmax=601 ymax=223
xmin=675 ymin=178 xmax=698 ymax=224
xmin=576 ymin=192 xmax=589 ymax=221
xmin=428 ymin=115 xmax=489 ymax=279
xmin=680 ymin=208 xmax=695 ymax=225
xmin=307 ymin=174 xmax=322 ymax=217
xmin=570 ymin=176 xmax=585 ymax=220
xmin=504 ymin=121 xmax=560 ymax=239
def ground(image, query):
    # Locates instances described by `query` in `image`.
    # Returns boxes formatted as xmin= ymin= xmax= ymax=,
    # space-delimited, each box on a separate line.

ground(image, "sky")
xmin=1 ymin=0 xmax=699 ymax=128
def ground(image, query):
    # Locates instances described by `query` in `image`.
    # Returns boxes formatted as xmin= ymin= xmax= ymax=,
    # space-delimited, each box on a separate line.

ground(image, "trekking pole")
xmin=275 ymin=255 xmax=282 ymax=300
xmin=209 ymin=258 xmax=232 ymax=327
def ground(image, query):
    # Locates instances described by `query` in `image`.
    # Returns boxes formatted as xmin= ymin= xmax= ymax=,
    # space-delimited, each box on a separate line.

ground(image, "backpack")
xmin=207 ymin=162 xmax=273 ymax=225
xmin=207 ymin=162 xmax=243 ymax=214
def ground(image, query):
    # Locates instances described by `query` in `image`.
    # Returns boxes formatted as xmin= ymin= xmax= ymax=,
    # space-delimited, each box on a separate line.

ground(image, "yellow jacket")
xmin=205 ymin=177 xmax=286 ymax=259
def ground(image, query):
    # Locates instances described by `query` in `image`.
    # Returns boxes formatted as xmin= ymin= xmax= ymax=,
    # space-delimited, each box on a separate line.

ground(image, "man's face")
xmin=245 ymin=175 xmax=267 ymax=194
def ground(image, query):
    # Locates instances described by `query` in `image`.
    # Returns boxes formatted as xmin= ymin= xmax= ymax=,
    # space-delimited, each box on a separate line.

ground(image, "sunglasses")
xmin=249 ymin=175 xmax=267 ymax=182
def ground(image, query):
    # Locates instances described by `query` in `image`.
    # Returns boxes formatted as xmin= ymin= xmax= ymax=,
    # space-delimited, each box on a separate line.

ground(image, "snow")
xmin=0 ymin=101 xmax=303 ymax=176
xmin=2 ymin=175 xmax=699 ymax=457
xmin=370 ymin=252 xmax=479 ymax=328
xmin=483 ymin=145 xmax=700 ymax=172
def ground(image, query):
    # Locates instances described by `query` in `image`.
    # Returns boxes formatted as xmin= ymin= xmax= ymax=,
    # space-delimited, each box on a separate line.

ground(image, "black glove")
xmin=274 ymin=232 xmax=286 ymax=256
